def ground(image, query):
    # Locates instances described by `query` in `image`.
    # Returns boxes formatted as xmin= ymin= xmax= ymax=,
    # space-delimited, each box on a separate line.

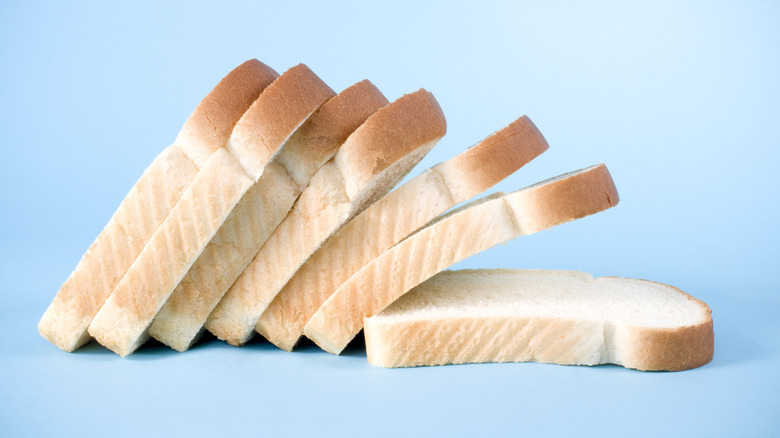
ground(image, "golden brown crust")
xmin=625 ymin=320 xmax=714 ymax=371
xmin=335 ymin=89 xmax=447 ymax=198
xmin=437 ymin=115 xmax=549 ymax=200
xmin=276 ymin=79 xmax=389 ymax=187
xmin=177 ymin=59 xmax=279 ymax=167
xmin=506 ymin=164 xmax=619 ymax=234
xmin=227 ymin=64 xmax=335 ymax=179
xmin=619 ymin=281 xmax=714 ymax=371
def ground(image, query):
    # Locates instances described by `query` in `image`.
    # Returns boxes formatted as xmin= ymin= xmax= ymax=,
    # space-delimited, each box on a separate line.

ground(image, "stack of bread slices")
xmin=38 ymin=60 xmax=714 ymax=371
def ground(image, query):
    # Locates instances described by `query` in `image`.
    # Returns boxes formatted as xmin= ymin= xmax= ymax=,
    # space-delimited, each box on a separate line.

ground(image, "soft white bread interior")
xmin=206 ymin=89 xmax=447 ymax=346
xmin=87 ymin=149 xmax=254 ymax=356
xmin=257 ymin=115 xmax=549 ymax=351
xmin=303 ymin=164 xmax=620 ymax=355
xmin=148 ymin=80 xmax=388 ymax=351
xmin=38 ymin=60 xmax=278 ymax=352
xmin=364 ymin=269 xmax=714 ymax=371
xmin=87 ymin=65 xmax=335 ymax=356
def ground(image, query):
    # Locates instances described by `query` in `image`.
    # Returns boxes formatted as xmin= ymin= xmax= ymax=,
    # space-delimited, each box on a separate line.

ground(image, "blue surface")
xmin=1 ymin=1 xmax=779 ymax=436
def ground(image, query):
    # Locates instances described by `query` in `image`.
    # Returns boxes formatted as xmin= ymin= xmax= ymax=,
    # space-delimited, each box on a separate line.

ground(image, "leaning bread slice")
xmin=206 ymin=89 xmax=447 ymax=346
xmin=257 ymin=115 xmax=549 ymax=351
xmin=148 ymin=80 xmax=388 ymax=352
xmin=304 ymin=164 xmax=619 ymax=354
xmin=37 ymin=59 xmax=277 ymax=352
xmin=364 ymin=269 xmax=714 ymax=371
xmin=87 ymin=65 xmax=335 ymax=356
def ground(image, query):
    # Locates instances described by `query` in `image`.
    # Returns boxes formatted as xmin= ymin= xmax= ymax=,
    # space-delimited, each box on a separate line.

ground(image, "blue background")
xmin=1 ymin=1 xmax=778 ymax=436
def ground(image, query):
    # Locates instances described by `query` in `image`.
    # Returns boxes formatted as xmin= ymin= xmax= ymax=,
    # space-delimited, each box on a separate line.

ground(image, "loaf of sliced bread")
xmin=304 ymin=164 xmax=619 ymax=354
xmin=148 ymin=80 xmax=388 ymax=351
xmin=87 ymin=64 xmax=335 ymax=356
xmin=206 ymin=89 xmax=447 ymax=346
xmin=257 ymin=116 xmax=549 ymax=351
xmin=38 ymin=59 xmax=278 ymax=352
xmin=364 ymin=269 xmax=714 ymax=371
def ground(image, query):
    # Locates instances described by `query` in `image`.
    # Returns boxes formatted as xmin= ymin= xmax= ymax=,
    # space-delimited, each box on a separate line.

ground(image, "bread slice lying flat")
xmin=37 ymin=59 xmax=278 ymax=352
xmin=257 ymin=116 xmax=549 ymax=351
xmin=304 ymin=164 xmax=619 ymax=354
xmin=148 ymin=80 xmax=388 ymax=352
xmin=87 ymin=65 xmax=335 ymax=356
xmin=364 ymin=269 xmax=714 ymax=371
xmin=206 ymin=89 xmax=447 ymax=346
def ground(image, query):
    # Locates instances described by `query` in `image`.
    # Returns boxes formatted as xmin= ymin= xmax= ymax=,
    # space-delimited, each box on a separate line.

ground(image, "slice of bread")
xmin=206 ymin=89 xmax=448 ymax=346
xmin=257 ymin=116 xmax=550 ymax=351
xmin=364 ymin=269 xmax=714 ymax=371
xmin=37 ymin=59 xmax=278 ymax=352
xmin=148 ymin=80 xmax=388 ymax=352
xmin=87 ymin=65 xmax=335 ymax=356
xmin=303 ymin=164 xmax=620 ymax=354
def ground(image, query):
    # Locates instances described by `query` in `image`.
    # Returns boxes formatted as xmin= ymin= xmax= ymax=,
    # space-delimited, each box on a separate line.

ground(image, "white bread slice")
xmin=37 ymin=60 xmax=278 ymax=352
xmin=364 ymin=269 xmax=714 ymax=371
xmin=257 ymin=116 xmax=550 ymax=351
xmin=206 ymin=89 xmax=448 ymax=346
xmin=304 ymin=164 xmax=620 ymax=354
xmin=87 ymin=65 xmax=335 ymax=356
xmin=148 ymin=80 xmax=388 ymax=351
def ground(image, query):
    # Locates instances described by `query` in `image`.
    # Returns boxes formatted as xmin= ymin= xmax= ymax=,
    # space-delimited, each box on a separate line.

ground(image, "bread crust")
xmin=506 ymin=165 xmax=619 ymax=234
xmin=38 ymin=60 xmax=277 ymax=352
xmin=206 ymin=89 xmax=446 ymax=346
xmin=176 ymin=59 xmax=279 ymax=168
xmin=303 ymin=165 xmax=619 ymax=354
xmin=256 ymin=116 xmax=548 ymax=351
xmin=227 ymin=64 xmax=335 ymax=179
xmin=612 ymin=278 xmax=714 ymax=371
xmin=334 ymin=89 xmax=447 ymax=200
xmin=364 ymin=270 xmax=714 ymax=372
xmin=436 ymin=115 xmax=549 ymax=200
xmin=276 ymin=80 xmax=389 ymax=188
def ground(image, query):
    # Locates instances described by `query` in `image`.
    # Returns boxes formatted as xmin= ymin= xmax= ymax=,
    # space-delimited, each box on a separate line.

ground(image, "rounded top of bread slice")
xmin=275 ymin=79 xmax=389 ymax=188
xmin=176 ymin=59 xmax=279 ymax=167
xmin=376 ymin=269 xmax=712 ymax=329
xmin=226 ymin=63 xmax=336 ymax=179
xmin=435 ymin=115 xmax=549 ymax=200
xmin=334 ymin=88 xmax=447 ymax=205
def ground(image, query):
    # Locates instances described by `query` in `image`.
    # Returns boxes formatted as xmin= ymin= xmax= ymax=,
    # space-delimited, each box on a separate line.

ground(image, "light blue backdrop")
xmin=1 ymin=1 xmax=778 ymax=437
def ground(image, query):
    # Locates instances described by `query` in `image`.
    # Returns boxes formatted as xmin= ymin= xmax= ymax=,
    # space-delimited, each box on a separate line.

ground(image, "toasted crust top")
xmin=176 ymin=59 xmax=279 ymax=167
xmin=225 ymin=64 xmax=336 ymax=178
xmin=334 ymin=89 xmax=447 ymax=195
xmin=506 ymin=164 xmax=619 ymax=234
xmin=276 ymin=79 xmax=389 ymax=187
xmin=436 ymin=115 xmax=549 ymax=200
